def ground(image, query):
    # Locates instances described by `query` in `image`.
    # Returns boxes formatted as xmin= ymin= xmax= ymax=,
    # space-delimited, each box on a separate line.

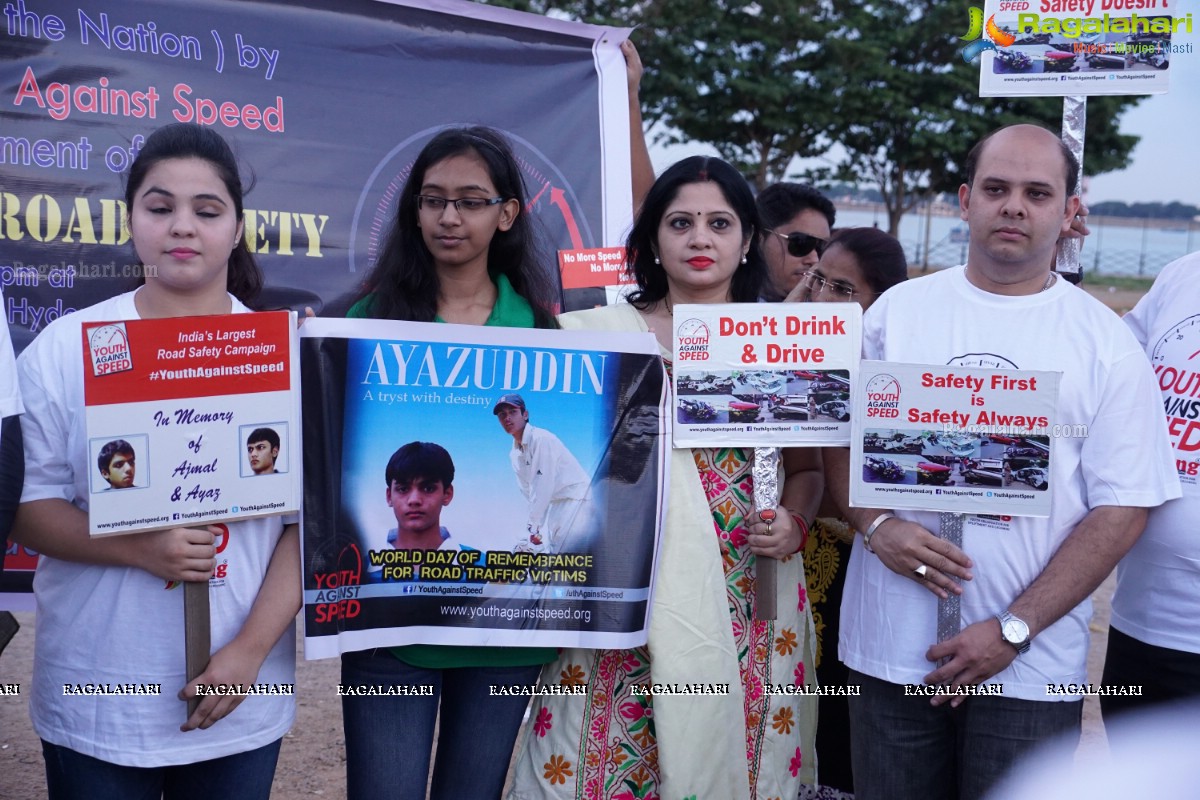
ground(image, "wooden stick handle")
xmin=756 ymin=556 xmax=777 ymax=620
xmin=183 ymin=581 xmax=211 ymax=718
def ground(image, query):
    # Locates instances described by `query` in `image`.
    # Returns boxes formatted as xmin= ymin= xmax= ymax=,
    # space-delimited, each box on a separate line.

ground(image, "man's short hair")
xmin=963 ymin=124 xmax=1080 ymax=197
xmin=97 ymin=439 xmax=134 ymax=474
xmin=386 ymin=441 xmax=455 ymax=488
xmin=756 ymin=182 xmax=836 ymax=231
xmin=247 ymin=427 xmax=280 ymax=450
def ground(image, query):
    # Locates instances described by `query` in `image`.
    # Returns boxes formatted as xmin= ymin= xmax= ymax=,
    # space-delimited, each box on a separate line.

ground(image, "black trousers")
xmin=0 ymin=415 xmax=23 ymax=574
xmin=1101 ymin=625 xmax=1200 ymax=721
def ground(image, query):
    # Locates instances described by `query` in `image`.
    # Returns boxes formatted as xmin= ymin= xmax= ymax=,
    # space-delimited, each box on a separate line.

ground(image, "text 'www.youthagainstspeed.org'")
xmin=441 ymin=604 xmax=592 ymax=624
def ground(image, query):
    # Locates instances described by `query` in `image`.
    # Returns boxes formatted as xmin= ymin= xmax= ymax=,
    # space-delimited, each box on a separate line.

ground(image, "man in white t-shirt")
xmin=493 ymin=393 xmax=590 ymax=553
xmin=825 ymin=124 xmax=1180 ymax=800
xmin=1100 ymin=249 xmax=1200 ymax=728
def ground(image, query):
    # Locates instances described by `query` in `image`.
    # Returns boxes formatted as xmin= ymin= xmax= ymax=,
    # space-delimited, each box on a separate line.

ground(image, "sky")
xmin=1087 ymin=20 xmax=1199 ymax=206
xmin=650 ymin=17 xmax=1199 ymax=208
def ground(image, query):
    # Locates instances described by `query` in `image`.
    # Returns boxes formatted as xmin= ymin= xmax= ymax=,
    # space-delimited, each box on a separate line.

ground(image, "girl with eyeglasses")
xmin=787 ymin=226 xmax=908 ymax=800
xmin=343 ymin=125 xmax=559 ymax=800
xmin=347 ymin=126 xmax=558 ymax=327
xmin=786 ymin=227 xmax=908 ymax=308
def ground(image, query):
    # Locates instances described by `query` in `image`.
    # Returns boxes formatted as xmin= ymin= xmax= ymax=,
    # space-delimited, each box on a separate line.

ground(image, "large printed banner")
xmin=671 ymin=303 xmax=861 ymax=447
xmin=1151 ymin=312 xmax=1200 ymax=494
xmin=82 ymin=311 xmax=300 ymax=535
xmin=1 ymin=0 xmax=633 ymax=601
xmin=0 ymin=0 xmax=633 ymax=353
xmin=298 ymin=319 xmax=667 ymax=657
xmin=850 ymin=361 xmax=1060 ymax=516
xmin=975 ymin=0 xmax=1181 ymax=95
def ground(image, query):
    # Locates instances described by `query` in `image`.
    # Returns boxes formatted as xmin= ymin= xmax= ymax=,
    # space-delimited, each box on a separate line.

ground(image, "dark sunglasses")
xmin=767 ymin=229 xmax=829 ymax=258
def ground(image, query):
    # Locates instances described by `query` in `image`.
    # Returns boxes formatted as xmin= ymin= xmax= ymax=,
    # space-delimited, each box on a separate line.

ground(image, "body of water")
xmin=836 ymin=207 xmax=1198 ymax=278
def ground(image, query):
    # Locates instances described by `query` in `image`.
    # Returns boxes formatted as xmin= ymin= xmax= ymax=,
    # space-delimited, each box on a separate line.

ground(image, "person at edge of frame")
xmin=823 ymin=123 xmax=1179 ymax=800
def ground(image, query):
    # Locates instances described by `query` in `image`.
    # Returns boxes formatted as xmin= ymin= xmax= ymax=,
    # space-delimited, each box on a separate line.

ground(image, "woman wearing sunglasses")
xmin=788 ymin=227 xmax=909 ymax=800
xmin=757 ymin=183 xmax=836 ymax=303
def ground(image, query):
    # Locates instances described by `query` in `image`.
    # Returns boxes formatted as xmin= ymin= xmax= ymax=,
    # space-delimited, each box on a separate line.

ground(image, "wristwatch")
xmin=995 ymin=610 xmax=1031 ymax=655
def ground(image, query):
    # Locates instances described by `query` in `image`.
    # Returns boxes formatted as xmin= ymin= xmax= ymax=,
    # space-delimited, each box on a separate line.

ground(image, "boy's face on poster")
xmin=387 ymin=477 xmax=453 ymax=537
xmin=496 ymin=404 xmax=528 ymax=440
xmin=102 ymin=452 xmax=135 ymax=488
xmin=248 ymin=439 xmax=279 ymax=474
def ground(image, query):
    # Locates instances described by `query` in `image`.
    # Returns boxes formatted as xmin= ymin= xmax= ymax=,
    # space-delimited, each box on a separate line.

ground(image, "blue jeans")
xmin=341 ymin=648 xmax=543 ymax=800
xmin=847 ymin=670 xmax=1082 ymax=800
xmin=41 ymin=738 xmax=281 ymax=800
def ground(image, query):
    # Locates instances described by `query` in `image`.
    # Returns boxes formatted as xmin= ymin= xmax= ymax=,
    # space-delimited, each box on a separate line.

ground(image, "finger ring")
xmin=914 ymin=564 xmax=928 ymax=578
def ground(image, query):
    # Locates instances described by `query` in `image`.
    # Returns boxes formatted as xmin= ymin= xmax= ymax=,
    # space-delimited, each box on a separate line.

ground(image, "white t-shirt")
xmin=0 ymin=288 xmax=24 ymax=422
xmin=18 ymin=289 xmax=296 ymax=766
xmin=1112 ymin=252 xmax=1200 ymax=653
xmin=840 ymin=267 xmax=1179 ymax=701
xmin=510 ymin=423 xmax=590 ymax=532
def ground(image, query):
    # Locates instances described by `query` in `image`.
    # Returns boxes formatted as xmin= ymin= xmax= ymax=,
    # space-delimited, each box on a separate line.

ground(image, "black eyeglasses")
xmin=767 ymin=229 xmax=829 ymax=258
xmin=417 ymin=195 xmax=507 ymax=213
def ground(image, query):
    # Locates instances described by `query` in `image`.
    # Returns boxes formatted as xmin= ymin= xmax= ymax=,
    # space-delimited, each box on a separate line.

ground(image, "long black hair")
xmin=625 ymin=156 xmax=766 ymax=307
xmin=353 ymin=126 xmax=558 ymax=329
xmin=125 ymin=123 xmax=263 ymax=307
xmin=756 ymin=182 xmax=836 ymax=231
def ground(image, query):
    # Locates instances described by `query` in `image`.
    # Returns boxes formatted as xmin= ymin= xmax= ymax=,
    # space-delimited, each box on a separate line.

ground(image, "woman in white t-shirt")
xmin=12 ymin=123 xmax=299 ymax=800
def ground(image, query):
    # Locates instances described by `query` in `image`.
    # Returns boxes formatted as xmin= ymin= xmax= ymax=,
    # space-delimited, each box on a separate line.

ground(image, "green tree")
xmin=481 ymin=0 xmax=834 ymax=189
xmin=482 ymin=1 xmax=1143 ymax=233
xmin=810 ymin=1 xmax=1142 ymax=235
